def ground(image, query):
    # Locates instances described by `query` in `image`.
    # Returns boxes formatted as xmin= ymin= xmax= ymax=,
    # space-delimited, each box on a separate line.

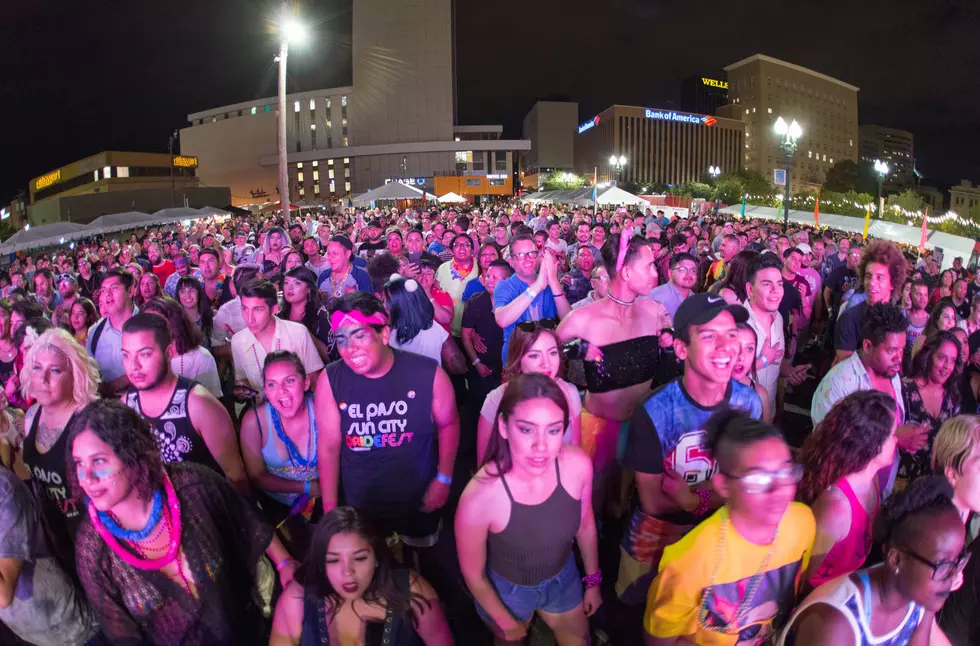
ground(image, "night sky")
xmin=3 ymin=0 xmax=978 ymax=200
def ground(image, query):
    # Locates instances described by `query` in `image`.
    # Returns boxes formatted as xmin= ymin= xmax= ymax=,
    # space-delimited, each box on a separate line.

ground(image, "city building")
xmin=859 ymin=125 xmax=914 ymax=192
xmin=916 ymin=185 xmax=944 ymax=213
xmin=950 ymin=180 xmax=980 ymax=215
xmin=520 ymin=101 xmax=578 ymax=190
xmin=680 ymin=75 xmax=729 ymax=116
xmin=1 ymin=193 xmax=27 ymax=229
xmin=26 ymin=152 xmax=229 ymax=226
xmin=719 ymin=54 xmax=859 ymax=194
xmin=180 ymin=0 xmax=529 ymax=206
xmin=573 ymin=105 xmax=744 ymax=187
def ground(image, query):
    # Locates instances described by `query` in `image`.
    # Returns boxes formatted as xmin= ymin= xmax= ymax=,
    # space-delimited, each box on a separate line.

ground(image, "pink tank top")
xmin=808 ymin=479 xmax=874 ymax=588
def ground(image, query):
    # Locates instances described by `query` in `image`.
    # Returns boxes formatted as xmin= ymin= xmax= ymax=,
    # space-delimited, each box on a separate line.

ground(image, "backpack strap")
xmin=90 ymin=318 xmax=109 ymax=355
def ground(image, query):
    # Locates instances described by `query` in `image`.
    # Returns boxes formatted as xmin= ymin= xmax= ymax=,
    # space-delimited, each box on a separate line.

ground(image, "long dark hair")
xmin=141 ymin=296 xmax=203 ymax=355
xmin=910 ymin=330 xmax=963 ymax=405
xmin=278 ymin=267 xmax=322 ymax=332
xmin=299 ymin=506 xmax=429 ymax=625
xmin=482 ymin=373 xmax=570 ymax=474
xmin=384 ymin=277 xmax=434 ymax=345
xmin=797 ymin=391 xmax=896 ymax=504
xmin=65 ymin=400 xmax=164 ymax=503
xmin=924 ymin=299 xmax=957 ymax=338
xmin=503 ymin=324 xmax=564 ymax=382
xmin=714 ymin=250 xmax=759 ymax=301
xmin=175 ymin=276 xmax=214 ymax=347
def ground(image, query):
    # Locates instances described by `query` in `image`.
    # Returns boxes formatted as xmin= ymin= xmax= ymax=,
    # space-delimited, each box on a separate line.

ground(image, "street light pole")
xmin=609 ymin=155 xmax=627 ymax=184
xmin=709 ymin=165 xmax=720 ymax=215
xmin=168 ymin=129 xmax=178 ymax=208
xmin=773 ymin=117 xmax=802 ymax=227
xmin=277 ymin=1 xmax=290 ymax=222
xmin=874 ymin=159 xmax=890 ymax=219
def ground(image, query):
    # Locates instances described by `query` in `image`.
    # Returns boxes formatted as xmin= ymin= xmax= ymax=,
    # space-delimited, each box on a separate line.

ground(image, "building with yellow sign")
xmin=27 ymin=151 xmax=230 ymax=226
xmin=681 ymin=74 xmax=730 ymax=116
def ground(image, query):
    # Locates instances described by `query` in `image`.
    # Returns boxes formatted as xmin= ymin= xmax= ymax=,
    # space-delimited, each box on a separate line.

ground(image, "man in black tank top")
xmin=121 ymin=313 xmax=249 ymax=495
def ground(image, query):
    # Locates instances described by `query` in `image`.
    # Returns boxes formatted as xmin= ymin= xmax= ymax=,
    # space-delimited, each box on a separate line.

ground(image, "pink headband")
xmin=616 ymin=226 xmax=635 ymax=273
xmin=330 ymin=310 xmax=388 ymax=332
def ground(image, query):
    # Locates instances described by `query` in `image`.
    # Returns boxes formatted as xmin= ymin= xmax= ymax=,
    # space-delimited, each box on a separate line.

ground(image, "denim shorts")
xmin=475 ymin=555 xmax=584 ymax=626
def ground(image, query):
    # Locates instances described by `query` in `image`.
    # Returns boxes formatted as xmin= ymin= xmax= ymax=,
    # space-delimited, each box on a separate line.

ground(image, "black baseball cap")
xmin=367 ymin=219 xmax=382 ymax=229
xmin=673 ymin=293 xmax=748 ymax=338
xmin=329 ymin=235 xmax=354 ymax=252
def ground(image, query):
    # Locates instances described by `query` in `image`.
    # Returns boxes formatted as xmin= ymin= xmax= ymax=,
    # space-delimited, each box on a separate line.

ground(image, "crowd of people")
xmin=0 ymin=202 xmax=979 ymax=646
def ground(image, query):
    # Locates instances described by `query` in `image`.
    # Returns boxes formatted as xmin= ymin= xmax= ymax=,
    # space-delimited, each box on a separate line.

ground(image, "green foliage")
xmin=737 ymin=169 xmax=779 ymax=206
xmin=0 ymin=222 xmax=16 ymax=242
xmin=823 ymin=160 xmax=876 ymax=194
xmin=668 ymin=182 xmax=714 ymax=200
xmin=541 ymin=171 xmax=587 ymax=191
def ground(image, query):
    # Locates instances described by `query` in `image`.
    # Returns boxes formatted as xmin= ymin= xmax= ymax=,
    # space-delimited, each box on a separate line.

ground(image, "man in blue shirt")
xmin=648 ymin=252 xmax=697 ymax=320
xmin=493 ymin=234 xmax=571 ymax=360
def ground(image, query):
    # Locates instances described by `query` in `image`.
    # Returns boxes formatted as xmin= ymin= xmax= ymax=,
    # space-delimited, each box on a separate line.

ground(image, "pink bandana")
xmin=330 ymin=310 xmax=388 ymax=332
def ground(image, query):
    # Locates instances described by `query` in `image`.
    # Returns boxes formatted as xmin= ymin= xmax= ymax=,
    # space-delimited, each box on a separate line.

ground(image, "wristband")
xmin=275 ymin=557 xmax=293 ymax=572
xmin=582 ymin=570 xmax=602 ymax=589
xmin=435 ymin=472 xmax=452 ymax=485
xmin=303 ymin=480 xmax=311 ymax=495
xmin=693 ymin=488 xmax=712 ymax=517
xmin=760 ymin=355 xmax=770 ymax=368
xmin=472 ymin=357 xmax=482 ymax=366
xmin=552 ymin=290 xmax=565 ymax=298
xmin=524 ymin=286 xmax=540 ymax=300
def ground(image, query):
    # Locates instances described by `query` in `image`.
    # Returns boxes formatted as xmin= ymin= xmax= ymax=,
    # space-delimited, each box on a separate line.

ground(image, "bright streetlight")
xmin=773 ymin=116 xmax=803 ymax=225
xmin=609 ymin=155 xmax=627 ymax=183
xmin=276 ymin=4 xmax=307 ymax=219
xmin=709 ymin=166 xmax=721 ymax=215
xmin=874 ymin=159 xmax=890 ymax=218
xmin=708 ymin=165 xmax=721 ymax=179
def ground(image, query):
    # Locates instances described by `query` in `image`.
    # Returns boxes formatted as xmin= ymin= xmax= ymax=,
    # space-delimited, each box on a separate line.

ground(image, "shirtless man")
xmin=558 ymin=229 xmax=669 ymax=509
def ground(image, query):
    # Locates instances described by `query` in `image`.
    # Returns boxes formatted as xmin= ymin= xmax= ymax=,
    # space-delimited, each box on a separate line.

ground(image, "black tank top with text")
xmin=124 ymin=376 xmax=223 ymax=476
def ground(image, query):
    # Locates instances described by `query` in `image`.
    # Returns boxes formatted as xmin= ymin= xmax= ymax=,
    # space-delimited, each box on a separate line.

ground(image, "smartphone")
xmin=409 ymin=251 xmax=421 ymax=265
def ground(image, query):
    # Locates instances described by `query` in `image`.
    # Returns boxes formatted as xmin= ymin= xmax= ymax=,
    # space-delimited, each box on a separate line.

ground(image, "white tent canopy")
xmin=438 ymin=192 xmax=467 ymax=203
xmin=721 ymin=203 xmax=975 ymax=270
xmin=0 ymin=222 xmax=91 ymax=254
xmin=352 ymin=182 xmax=428 ymax=205
xmin=524 ymin=186 xmax=646 ymax=207
xmin=593 ymin=186 xmax=647 ymax=206
xmin=86 ymin=212 xmax=156 ymax=234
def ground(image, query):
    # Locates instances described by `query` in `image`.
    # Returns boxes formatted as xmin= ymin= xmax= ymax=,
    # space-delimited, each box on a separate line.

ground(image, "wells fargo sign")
xmin=701 ymin=78 xmax=728 ymax=89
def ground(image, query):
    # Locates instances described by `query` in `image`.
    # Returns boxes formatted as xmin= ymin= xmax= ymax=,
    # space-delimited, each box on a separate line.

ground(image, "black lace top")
xmin=583 ymin=335 xmax=660 ymax=394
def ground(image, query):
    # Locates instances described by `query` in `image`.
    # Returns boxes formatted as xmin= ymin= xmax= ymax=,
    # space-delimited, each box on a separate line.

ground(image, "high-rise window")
xmin=309 ymin=98 xmax=316 ymax=110
xmin=294 ymin=101 xmax=300 ymax=112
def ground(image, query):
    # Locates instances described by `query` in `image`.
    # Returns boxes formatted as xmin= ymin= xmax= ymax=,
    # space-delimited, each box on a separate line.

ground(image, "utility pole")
xmin=168 ymin=129 xmax=178 ymax=207
xmin=277 ymin=0 xmax=290 ymax=220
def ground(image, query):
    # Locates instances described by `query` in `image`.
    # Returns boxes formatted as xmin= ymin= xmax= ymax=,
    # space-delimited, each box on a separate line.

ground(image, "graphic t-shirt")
xmin=826 ymin=265 xmax=858 ymax=313
xmin=327 ymin=350 xmax=440 ymax=538
xmin=645 ymin=503 xmax=816 ymax=646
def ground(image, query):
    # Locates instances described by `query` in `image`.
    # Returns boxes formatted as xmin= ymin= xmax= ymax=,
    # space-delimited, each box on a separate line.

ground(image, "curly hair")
xmin=909 ymin=330 xmax=962 ymax=409
xmin=65 ymin=399 xmax=164 ymax=504
xmin=797 ymin=391 xmax=896 ymax=504
xmin=857 ymin=239 xmax=907 ymax=303
xmin=20 ymin=328 xmax=101 ymax=407
xmin=872 ymin=475 xmax=957 ymax=548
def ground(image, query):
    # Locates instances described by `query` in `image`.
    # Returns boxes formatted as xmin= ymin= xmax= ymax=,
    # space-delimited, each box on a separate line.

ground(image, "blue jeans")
xmin=475 ymin=556 xmax=583 ymax=627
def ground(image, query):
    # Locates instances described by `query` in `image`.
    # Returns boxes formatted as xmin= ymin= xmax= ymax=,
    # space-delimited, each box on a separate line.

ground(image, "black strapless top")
xmin=583 ymin=335 xmax=660 ymax=394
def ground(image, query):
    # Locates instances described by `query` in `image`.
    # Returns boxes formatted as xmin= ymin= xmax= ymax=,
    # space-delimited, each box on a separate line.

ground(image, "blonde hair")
xmin=932 ymin=415 xmax=980 ymax=476
xmin=20 ymin=328 xmax=101 ymax=407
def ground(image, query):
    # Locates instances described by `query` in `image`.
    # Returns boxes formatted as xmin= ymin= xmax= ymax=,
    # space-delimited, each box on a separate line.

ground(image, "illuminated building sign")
xmin=173 ymin=155 xmax=198 ymax=168
xmin=384 ymin=177 xmax=427 ymax=186
xmin=578 ymin=115 xmax=600 ymax=134
xmin=35 ymin=169 xmax=61 ymax=190
xmin=645 ymin=109 xmax=716 ymax=126
xmin=701 ymin=77 xmax=728 ymax=89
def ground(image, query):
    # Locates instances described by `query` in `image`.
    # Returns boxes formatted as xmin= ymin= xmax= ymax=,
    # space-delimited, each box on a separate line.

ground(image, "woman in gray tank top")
xmin=456 ymin=373 xmax=601 ymax=644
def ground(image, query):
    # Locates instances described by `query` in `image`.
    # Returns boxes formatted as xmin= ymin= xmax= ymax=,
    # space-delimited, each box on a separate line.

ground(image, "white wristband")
xmin=525 ymin=286 xmax=540 ymax=300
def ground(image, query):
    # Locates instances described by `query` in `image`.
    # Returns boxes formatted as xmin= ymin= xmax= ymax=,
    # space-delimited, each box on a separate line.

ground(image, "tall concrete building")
xmin=680 ymin=75 xmax=729 ymax=116
xmin=719 ymin=54 xmax=859 ymax=194
xmin=181 ymin=0 xmax=528 ymax=205
xmin=520 ymin=101 xmax=578 ymax=189
xmin=951 ymin=180 xmax=980 ymax=215
xmin=859 ymin=125 xmax=914 ymax=192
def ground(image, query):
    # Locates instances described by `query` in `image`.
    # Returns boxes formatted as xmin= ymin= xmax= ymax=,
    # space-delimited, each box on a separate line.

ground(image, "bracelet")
xmin=582 ymin=570 xmax=602 ymax=589
xmin=472 ymin=357 xmax=482 ymax=366
xmin=760 ymin=355 xmax=770 ymax=368
xmin=303 ymin=481 xmax=311 ymax=495
xmin=435 ymin=472 xmax=452 ymax=485
xmin=275 ymin=557 xmax=293 ymax=572
xmin=693 ymin=488 xmax=712 ymax=516
xmin=524 ymin=286 xmax=540 ymax=300
xmin=552 ymin=290 xmax=565 ymax=298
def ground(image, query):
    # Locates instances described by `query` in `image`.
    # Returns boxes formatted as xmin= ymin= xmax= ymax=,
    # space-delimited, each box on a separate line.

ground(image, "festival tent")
xmin=720 ymin=203 xmax=975 ymax=269
xmin=0 ymin=222 xmax=91 ymax=254
xmin=592 ymin=186 xmax=647 ymax=206
xmin=438 ymin=192 xmax=468 ymax=204
xmin=352 ymin=182 xmax=429 ymax=205
xmin=524 ymin=186 xmax=646 ymax=208
xmin=85 ymin=212 xmax=156 ymax=235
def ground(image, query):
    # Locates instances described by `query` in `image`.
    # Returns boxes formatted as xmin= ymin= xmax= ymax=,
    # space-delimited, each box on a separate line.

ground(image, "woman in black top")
xmin=270 ymin=507 xmax=451 ymax=646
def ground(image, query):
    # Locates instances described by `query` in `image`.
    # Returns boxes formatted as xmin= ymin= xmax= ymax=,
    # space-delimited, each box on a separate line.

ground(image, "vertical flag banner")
xmin=862 ymin=203 xmax=871 ymax=239
xmin=919 ymin=207 xmax=929 ymax=253
xmin=814 ymin=196 xmax=820 ymax=228
xmin=592 ymin=167 xmax=598 ymax=217
xmin=740 ymin=194 xmax=747 ymax=218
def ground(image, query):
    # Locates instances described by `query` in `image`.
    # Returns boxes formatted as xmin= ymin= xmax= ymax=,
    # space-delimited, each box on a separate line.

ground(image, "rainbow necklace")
xmin=449 ymin=259 xmax=474 ymax=280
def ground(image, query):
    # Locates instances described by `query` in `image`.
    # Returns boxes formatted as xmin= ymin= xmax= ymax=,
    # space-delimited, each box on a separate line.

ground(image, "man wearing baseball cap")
xmin=616 ymin=293 xmax=763 ymax=606
xmin=358 ymin=220 xmax=387 ymax=258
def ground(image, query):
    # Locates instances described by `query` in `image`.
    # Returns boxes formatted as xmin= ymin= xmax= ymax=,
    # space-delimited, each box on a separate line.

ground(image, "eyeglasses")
xmin=902 ymin=547 xmax=971 ymax=582
xmin=516 ymin=318 xmax=558 ymax=333
xmin=511 ymin=251 xmax=539 ymax=261
xmin=722 ymin=463 xmax=803 ymax=494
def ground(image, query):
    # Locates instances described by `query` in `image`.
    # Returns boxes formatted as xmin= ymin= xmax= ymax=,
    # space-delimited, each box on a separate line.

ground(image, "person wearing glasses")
xmin=796 ymin=391 xmax=899 ymax=591
xmin=435 ymin=233 xmax=479 ymax=337
xmin=494 ymin=234 xmax=570 ymax=363
xmin=779 ymin=476 xmax=966 ymax=646
xmin=648 ymin=251 xmax=698 ymax=320
xmin=645 ymin=410 xmax=813 ymax=646
xmin=616 ymin=293 xmax=762 ymax=610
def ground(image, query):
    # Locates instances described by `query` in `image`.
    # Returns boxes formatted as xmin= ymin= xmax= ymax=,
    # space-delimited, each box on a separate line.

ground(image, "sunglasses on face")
xmin=515 ymin=317 xmax=558 ymax=333
xmin=722 ymin=463 xmax=803 ymax=494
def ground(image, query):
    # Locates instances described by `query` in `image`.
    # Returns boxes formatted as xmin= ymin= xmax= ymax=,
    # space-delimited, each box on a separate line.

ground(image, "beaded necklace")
xmin=98 ymin=490 xmax=163 ymax=542
xmin=696 ymin=508 xmax=780 ymax=634
xmin=252 ymin=336 xmax=282 ymax=377
xmin=269 ymin=397 xmax=318 ymax=480
xmin=204 ymin=274 xmax=226 ymax=308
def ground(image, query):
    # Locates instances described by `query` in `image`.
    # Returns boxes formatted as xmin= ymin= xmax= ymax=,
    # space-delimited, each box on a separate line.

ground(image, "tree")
xmin=737 ymin=169 xmax=778 ymax=206
xmin=822 ymin=160 xmax=876 ymax=195
xmin=541 ymin=171 xmax=586 ymax=191
xmin=668 ymin=182 xmax=713 ymax=200
xmin=714 ymin=175 xmax=746 ymax=205
xmin=888 ymin=189 xmax=925 ymax=216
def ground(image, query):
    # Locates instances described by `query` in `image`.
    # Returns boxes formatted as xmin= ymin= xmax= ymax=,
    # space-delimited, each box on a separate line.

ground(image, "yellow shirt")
xmin=231 ymin=317 xmax=325 ymax=391
xmin=645 ymin=503 xmax=815 ymax=645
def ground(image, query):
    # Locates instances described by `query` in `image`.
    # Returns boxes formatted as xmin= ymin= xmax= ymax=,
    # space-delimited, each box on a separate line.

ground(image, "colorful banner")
xmin=862 ymin=204 xmax=871 ymax=239
xmin=814 ymin=196 xmax=820 ymax=228
xmin=919 ymin=207 xmax=929 ymax=253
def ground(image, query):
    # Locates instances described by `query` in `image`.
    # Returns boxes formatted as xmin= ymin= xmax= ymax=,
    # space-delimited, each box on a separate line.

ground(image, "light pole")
xmin=276 ymin=4 xmax=306 ymax=221
xmin=709 ymin=165 xmax=721 ymax=215
xmin=874 ymin=159 xmax=890 ymax=219
xmin=609 ymin=155 xmax=627 ymax=184
xmin=773 ymin=117 xmax=802 ymax=226
xmin=168 ymin=129 xmax=178 ymax=207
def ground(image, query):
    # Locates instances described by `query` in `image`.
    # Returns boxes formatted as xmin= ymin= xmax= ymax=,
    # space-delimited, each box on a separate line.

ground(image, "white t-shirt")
xmin=389 ymin=324 xmax=449 ymax=367
xmin=172 ymin=347 xmax=223 ymax=397
xmin=480 ymin=378 xmax=581 ymax=444
xmin=545 ymin=238 xmax=568 ymax=255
